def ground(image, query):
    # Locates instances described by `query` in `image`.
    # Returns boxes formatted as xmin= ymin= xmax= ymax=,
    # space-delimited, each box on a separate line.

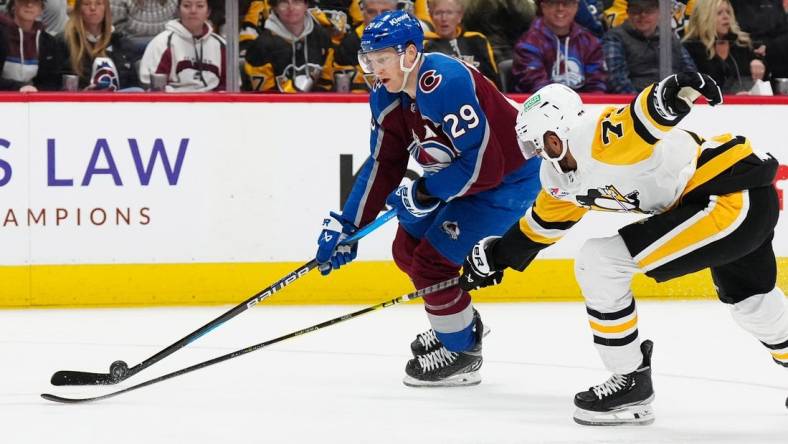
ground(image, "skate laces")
xmin=417 ymin=329 xmax=439 ymax=350
xmin=416 ymin=347 xmax=457 ymax=372
xmin=591 ymin=374 xmax=629 ymax=399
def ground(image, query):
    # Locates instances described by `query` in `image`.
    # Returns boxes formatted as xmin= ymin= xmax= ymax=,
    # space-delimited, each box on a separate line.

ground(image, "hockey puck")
xmin=110 ymin=360 xmax=129 ymax=380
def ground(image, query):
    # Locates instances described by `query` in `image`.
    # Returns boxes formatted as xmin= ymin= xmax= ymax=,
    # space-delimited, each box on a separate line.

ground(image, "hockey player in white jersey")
xmin=458 ymin=72 xmax=785 ymax=425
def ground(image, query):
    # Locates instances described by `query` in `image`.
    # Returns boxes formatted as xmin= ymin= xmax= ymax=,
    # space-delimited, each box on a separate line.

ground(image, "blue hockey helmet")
xmin=359 ymin=10 xmax=424 ymax=55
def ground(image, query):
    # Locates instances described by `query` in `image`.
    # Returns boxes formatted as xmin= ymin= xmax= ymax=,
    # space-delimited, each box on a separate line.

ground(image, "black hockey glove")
xmin=660 ymin=72 xmax=722 ymax=115
xmin=460 ymin=236 xmax=505 ymax=291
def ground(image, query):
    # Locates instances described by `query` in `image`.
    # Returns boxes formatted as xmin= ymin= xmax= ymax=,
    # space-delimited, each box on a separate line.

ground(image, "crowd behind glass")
xmin=1 ymin=0 xmax=787 ymax=94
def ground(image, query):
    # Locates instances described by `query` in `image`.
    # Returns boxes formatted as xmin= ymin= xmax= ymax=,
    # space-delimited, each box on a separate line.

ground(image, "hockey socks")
xmin=403 ymin=310 xmax=484 ymax=387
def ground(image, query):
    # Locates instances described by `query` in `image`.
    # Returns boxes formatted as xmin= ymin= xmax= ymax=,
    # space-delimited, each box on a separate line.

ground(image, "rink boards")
xmin=0 ymin=95 xmax=786 ymax=307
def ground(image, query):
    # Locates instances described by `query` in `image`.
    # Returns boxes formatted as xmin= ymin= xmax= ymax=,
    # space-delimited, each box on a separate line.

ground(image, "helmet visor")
xmin=357 ymin=48 xmax=401 ymax=74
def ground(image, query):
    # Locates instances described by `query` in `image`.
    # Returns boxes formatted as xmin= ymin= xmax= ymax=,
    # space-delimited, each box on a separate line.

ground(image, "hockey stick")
xmin=49 ymin=209 xmax=396 ymax=387
xmin=41 ymin=278 xmax=459 ymax=404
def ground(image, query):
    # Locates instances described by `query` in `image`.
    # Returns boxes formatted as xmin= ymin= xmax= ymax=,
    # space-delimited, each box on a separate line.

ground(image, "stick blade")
xmin=41 ymin=392 xmax=110 ymax=404
xmin=50 ymin=370 xmax=116 ymax=386
xmin=41 ymin=393 xmax=86 ymax=404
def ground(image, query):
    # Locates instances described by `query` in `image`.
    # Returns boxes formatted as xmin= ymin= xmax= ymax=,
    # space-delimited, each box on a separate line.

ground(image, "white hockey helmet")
xmin=515 ymin=83 xmax=584 ymax=173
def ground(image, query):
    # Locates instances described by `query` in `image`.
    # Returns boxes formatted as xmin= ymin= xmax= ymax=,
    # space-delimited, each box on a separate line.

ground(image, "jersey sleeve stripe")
xmin=518 ymin=212 xmax=563 ymax=244
xmin=352 ymin=99 xmax=400 ymax=226
xmin=696 ymin=135 xmax=747 ymax=168
xmin=352 ymin=158 xmax=379 ymax=227
xmin=533 ymin=191 xmax=588 ymax=223
xmin=630 ymin=90 xmax=664 ymax=144
xmin=517 ymin=192 xmax=586 ymax=244
xmin=629 ymin=100 xmax=659 ymax=145
xmin=530 ymin=207 xmax=580 ymax=230
xmin=682 ymin=139 xmax=753 ymax=197
xmin=448 ymin=119 xmax=491 ymax=200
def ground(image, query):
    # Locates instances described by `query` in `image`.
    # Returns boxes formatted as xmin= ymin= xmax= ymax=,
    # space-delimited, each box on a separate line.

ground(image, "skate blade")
xmin=402 ymin=371 xmax=481 ymax=388
xmin=573 ymin=401 xmax=655 ymax=426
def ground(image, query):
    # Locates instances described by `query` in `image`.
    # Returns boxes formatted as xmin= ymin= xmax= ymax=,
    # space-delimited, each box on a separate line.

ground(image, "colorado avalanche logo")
xmin=441 ymin=221 xmax=460 ymax=240
xmin=91 ymin=57 xmax=119 ymax=91
xmin=408 ymin=140 xmax=457 ymax=173
xmin=551 ymin=57 xmax=586 ymax=89
xmin=418 ymin=70 xmax=442 ymax=94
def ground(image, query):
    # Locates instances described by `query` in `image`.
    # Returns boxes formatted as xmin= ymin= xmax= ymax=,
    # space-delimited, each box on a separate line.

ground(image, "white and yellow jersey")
xmin=540 ymin=84 xmax=697 ymax=216
xmin=513 ymin=83 xmax=769 ymax=254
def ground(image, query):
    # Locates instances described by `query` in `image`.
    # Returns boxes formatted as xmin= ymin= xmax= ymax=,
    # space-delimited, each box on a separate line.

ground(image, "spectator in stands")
xmin=604 ymin=0 xmax=696 ymax=37
xmin=240 ymin=0 xmax=270 ymax=55
xmin=423 ymin=0 xmax=500 ymax=87
xmin=310 ymin=0 xmax=435 ymax=31
xmin=240 ymin=0 xmax=351 ymax=58
xmin=110 ymin=0 xmax=178 ymax=58
xmin=242 ymin=0 xmax=333 ymax=92
xmin=56 ymin=0 xmax=139 ymax=90
xmin=0 ymin=0 xmax=61 ymax=91
xmin=318 ymin=0 xmax=364 ymax=28
xmin=512 ymin=0 xmax=606 ymax=93
xmin=138 ymin=0 xmax=225 ymax=91
xmin=683 ymin=0 xmax=765 ymax=94
xmin=603 ymin=0 xmax=697 ymax=93
xmin=462 ymin=0 xmax=536 ymax=63
xmin=332 ymin=0 xmax=397 ymax=92
xmin=729 ymin=0 xmax=788 ymax=78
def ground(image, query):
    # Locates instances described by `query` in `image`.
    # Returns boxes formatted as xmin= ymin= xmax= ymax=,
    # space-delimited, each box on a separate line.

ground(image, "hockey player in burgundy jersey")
xmin=315 ymin=10 xmax=542 ymax=387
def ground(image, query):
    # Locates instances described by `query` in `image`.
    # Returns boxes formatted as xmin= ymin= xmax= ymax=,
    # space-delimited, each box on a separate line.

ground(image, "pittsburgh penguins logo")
xmin=576 ymin=185 xmax=649 ymax=214
xmin=419 ymin=70 xmax=442 ymax=94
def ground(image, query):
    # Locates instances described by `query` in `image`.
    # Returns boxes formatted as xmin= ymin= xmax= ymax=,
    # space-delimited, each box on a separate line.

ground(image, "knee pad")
xmin=574 ymin=237 xmax=605 ymax=284
xmin=575 ymin=235 xmax=639 ymax=310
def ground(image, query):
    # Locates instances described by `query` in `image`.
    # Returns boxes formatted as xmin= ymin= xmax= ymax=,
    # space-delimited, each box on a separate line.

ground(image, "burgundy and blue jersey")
xmin=342 ymin=52 xmax=530 ymax=228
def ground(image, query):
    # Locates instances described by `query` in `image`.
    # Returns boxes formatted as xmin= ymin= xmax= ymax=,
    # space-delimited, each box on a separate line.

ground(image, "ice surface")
xmin=2 ymin=301 xmax=787 ymax=443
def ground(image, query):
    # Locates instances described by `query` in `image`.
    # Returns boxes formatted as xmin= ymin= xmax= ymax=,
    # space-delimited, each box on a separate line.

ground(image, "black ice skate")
xmin=410 ymin=328 xmax=442 ymax=357
xmin=409 ymin=309 xmax=490 ymax=357
xmin=403 ymin=311 xmax=484 ymax=387
xmin=573 ymin=340 xmax=655 ymax=426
